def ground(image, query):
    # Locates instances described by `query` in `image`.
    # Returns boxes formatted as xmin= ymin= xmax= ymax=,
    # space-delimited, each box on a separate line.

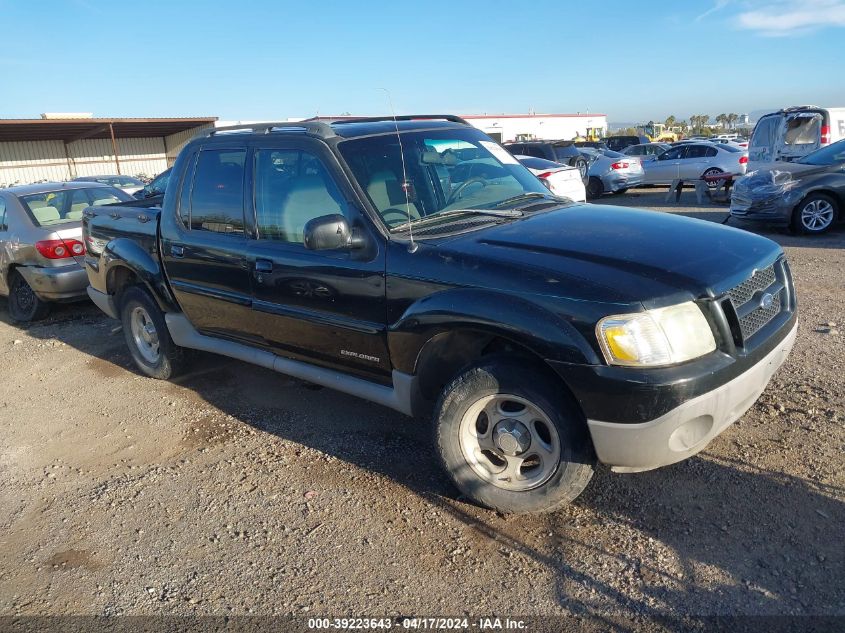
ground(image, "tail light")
xmin=610 ymin=161 xmax=629 ymax=170
xmin=536 ymin=171 xmax=554 ymax=179
xmin=35 ymin=238 xmax=84 ymax=259
xmin=739 ymin=156 xmax=749 ymax=165
xmin=821 ymin=125 xmax=831 ymax=145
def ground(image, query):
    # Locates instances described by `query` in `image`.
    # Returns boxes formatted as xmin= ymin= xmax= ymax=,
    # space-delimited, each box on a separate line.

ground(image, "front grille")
xmin=739 ymin=289 xmax=782 ymax=339
xmin=727 ymin=266 xmax=776 ymax=305
xmin=724 ymin=263 xmax=785 ymax=343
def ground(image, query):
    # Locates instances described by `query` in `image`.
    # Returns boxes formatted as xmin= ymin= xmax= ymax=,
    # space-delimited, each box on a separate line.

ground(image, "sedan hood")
xmin=744 ymin=161 xmax=827 ymax=177
xmin=438 ymin=204 xmax=782 ymax=306
xmin=736 ymin=162 xmax=831 ymax=199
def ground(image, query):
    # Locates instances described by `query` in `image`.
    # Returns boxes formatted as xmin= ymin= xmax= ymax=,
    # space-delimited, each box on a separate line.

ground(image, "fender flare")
xmin=388 ymin=288 xmax=600 ymax=376
xmin=102 ymin=238 xmax=179 ymax=313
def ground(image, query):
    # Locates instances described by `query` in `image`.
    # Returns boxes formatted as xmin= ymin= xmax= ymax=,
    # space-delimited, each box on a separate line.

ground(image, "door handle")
xmin=171 ymin=244 xmax=184 ymax=257
xmin=254 ymin=259 xmax=273 ymax=273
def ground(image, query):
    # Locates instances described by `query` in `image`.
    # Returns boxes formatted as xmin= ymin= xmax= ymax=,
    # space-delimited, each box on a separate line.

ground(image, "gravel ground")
xmin=0 ymin=187 xmax=843 ymax=626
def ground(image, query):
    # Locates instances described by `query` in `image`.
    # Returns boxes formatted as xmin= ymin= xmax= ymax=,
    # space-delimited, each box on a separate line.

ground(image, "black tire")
xmin=612 ymin=188 xmax=629 ymax=195
xmin=572 ymin=157 xmax=589 ymax=183
xmin=791 ymin=193 xmax=839 ymax=235
xmin=7 ymin=271 xmax=51 ymax=323
xmin=586 ymin=177 xmax=604 ymax=199
xmin=702 ymin=167 xmax=723 ymax=189
xmin=435 ymin=358 xmax=595 ymax=514
xmin=120 ymin=286 xmax=186 ymax=380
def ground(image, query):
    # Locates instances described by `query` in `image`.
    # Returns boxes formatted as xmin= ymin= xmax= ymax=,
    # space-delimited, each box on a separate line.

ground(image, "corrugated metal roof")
xmin=0 ymin=117 xmax=218 ymax=142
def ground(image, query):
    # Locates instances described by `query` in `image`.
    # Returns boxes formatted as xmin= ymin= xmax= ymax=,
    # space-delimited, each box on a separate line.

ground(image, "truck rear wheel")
xmin=435 ymin=358 xmax=595 ymax=514
xmin=120 ymin=286 xmax=185 ymax=380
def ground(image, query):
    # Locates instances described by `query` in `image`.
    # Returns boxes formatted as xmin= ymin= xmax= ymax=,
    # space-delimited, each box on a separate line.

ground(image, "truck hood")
xmin=437 ymin=203 xmax=782 ymax=306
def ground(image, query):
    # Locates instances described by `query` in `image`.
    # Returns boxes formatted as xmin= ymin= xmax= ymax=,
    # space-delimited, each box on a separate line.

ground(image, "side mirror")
xmin=303 ymin=214 xmax=365 ymax=250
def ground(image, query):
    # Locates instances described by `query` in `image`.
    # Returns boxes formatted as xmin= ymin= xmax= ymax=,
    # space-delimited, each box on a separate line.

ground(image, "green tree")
xmin=665 ymin=115 xmax=677 ymax=130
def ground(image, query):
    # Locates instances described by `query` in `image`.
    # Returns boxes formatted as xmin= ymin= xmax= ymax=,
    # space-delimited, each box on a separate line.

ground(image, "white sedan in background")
xmin=514 ymin=155 xmax=586 ymax=202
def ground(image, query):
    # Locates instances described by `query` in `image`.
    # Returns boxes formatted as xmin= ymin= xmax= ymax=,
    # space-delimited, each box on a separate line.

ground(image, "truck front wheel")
xmin=120 ymin=286 xmax=185 ymax=380
xmin=435 ymin=359 xmax=595 ymax=514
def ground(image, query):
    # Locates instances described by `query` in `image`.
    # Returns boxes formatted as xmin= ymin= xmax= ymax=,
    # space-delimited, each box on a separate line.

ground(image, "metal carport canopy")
xmin=0 ymin=117 xmax=218 ymax=142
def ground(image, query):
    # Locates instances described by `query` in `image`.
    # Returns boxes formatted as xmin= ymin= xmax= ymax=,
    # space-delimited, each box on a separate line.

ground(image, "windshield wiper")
xmin=391 ymin=208 xmax=523 ymax=232
xmin=493 ymin=192 xmax=555 ymax=208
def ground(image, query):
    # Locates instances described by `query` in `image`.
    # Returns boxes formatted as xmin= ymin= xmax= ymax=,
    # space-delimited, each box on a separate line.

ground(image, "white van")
xmin=747 ymin=105 xmax=845 ymax=170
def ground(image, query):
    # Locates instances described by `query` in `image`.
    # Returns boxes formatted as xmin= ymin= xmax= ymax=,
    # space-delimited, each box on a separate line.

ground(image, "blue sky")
xmin=1 ymin=0 xmax=843 ymax=123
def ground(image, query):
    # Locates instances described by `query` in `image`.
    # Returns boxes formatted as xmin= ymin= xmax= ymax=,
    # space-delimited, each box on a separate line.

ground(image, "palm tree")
xmin=727 ymin=113 xmax=739 ymax=130
xmin=665 ymin=115 xmax=677 ymax=130
xmin=716 ymin=113 xmax=728 ymax=130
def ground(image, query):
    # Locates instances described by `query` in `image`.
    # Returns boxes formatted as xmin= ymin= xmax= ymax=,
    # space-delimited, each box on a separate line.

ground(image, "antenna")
xmin=380 ymin=88 xmax=417 ymax=253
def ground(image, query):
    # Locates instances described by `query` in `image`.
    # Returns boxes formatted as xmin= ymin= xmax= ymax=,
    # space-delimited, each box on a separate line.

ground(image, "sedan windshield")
xmin=338 ymin=128 xmax=549 ymax=230
xmin=798 ymin=139 xmax=845 ymax=166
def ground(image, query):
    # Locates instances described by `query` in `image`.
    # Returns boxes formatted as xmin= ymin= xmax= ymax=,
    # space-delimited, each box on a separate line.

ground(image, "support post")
xmin=108 ymin=122 xmax=121 ymax=175
xmin=62 ymin=141 xmax=76 ymax=179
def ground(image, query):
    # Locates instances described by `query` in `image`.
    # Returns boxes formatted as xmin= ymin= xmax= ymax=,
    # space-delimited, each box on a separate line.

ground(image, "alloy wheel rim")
xmin=801 ymin=200 xmax=834 ymax=231
xmin=704 ymin=169 xmax=721 ymax=189
xmin=130 ymin=306 xmax=160 ymax=364
xmin=458 ymin=394 xmax=561 ymax=492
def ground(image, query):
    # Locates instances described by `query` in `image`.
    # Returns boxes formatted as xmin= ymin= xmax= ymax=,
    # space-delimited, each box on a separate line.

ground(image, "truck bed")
xmin=83 ymin=201 xmax=161 ymax=261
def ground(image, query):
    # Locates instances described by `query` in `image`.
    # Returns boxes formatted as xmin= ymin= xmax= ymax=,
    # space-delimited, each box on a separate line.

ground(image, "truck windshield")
xmin=338 ymin=128 xmax=549 ymax=230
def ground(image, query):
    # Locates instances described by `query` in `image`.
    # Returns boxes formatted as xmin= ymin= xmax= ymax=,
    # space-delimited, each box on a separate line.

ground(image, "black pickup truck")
xmin=83 ymin=115 xmax=797 ymax=514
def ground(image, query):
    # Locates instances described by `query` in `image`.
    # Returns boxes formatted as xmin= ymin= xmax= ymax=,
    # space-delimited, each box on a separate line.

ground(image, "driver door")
xmin=645 ymin=146 xmax=684 ymax=183
xmin=243 ymin=142 xmax=390 ymax=380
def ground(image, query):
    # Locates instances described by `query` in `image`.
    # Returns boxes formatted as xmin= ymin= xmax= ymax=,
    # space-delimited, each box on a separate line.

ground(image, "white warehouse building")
xmin=461 ymin=113 xmax=607 ymax=143
xmin=0 ymin=115 xmax=217 ymax=187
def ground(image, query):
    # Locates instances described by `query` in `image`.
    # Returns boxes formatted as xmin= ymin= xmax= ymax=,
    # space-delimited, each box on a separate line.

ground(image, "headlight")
xmin=597 ymin=302 xmax=716 ymax=367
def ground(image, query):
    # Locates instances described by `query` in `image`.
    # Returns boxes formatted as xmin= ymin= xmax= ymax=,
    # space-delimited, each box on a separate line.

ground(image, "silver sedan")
xmin=641 ymin=142 xmax=748 ymax=186
xmin=580 ymin=148 xmax=644 ymax=198
xmin=0 ymin=182 xmax=131 ymax=321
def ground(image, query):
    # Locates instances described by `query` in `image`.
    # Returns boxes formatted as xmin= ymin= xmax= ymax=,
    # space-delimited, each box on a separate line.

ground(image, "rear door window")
xmin=189 ymin=149 xmax=247 ymax=235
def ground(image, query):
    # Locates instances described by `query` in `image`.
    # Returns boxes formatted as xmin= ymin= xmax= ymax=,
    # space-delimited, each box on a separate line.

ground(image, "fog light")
xmin=668 ymin=415 xmax=713 ymax=452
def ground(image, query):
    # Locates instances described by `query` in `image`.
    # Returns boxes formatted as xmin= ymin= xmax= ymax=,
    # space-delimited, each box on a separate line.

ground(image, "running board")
xmin=165 ymin=313 xmax=414 ymax=416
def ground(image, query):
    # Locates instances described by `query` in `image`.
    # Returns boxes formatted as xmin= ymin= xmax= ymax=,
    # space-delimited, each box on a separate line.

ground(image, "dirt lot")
xmin=1 ymin=187 xmax=843 ymax=626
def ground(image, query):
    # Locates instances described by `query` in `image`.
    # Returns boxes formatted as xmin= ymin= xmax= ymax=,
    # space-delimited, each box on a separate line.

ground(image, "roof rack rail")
xmin=199 ymin=121 xmax=336 ymax=139
xmin=316 ymin=114 xmax=471 ymax=126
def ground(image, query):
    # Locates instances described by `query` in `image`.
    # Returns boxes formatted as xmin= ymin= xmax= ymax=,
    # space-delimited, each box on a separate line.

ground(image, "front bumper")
xmin=730 ymin=191 xmax=794 ymax=223
xmin=586 ymin=321 xmax=797 ymax=472
xmin=17 ymin=263 xmax=88 ymax=301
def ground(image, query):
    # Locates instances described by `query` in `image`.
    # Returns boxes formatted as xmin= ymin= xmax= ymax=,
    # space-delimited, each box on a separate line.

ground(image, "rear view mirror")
xmin=303 ymin=214 xmax=365 ymax=250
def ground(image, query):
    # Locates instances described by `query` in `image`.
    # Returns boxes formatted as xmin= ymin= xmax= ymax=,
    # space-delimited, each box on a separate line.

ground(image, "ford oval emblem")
xmin=760 ymin=292 xmax=774 ymax=309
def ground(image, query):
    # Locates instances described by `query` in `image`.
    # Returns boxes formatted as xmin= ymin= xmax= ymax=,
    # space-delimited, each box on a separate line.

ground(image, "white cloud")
xmin=736 ymin=0 xmax=845 ymax=36
xmin=695 ymin=0 xmax=732 ymax=22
